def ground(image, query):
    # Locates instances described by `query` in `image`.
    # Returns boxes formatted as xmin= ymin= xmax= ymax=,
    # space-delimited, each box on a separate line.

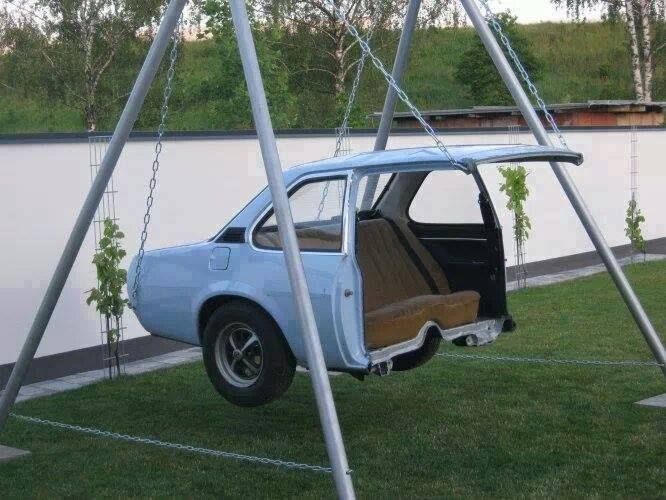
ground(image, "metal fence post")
xmin=460 ymin=0 xmax=666 ymax=375
xmin=228 ymin=1 xmax=356 ymax=498
xmin=0 ymin=0 xmax=189 ymax=431
xmin=361 ymin=0 xmax=421 ymax=209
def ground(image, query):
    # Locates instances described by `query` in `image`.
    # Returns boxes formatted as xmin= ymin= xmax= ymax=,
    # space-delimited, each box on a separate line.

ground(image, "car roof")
xmin=283 ymin=144 xmax=583 ymax=183
xmin=221 ymin=144 xmax=583 ymax=231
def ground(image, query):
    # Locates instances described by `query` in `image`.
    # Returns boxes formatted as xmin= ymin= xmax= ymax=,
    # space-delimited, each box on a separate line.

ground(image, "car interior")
xmin=252 ymin=169 xmax=508 ymax=353
xmin=355 ymin=169 xmax=508 ymax=351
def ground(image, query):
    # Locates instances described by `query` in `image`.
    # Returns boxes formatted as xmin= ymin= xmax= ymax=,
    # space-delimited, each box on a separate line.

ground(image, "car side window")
xmin=409 ymin=170 xmax=483 ymax=224
xmin=254 ymin=177 xmax=346 ymax=252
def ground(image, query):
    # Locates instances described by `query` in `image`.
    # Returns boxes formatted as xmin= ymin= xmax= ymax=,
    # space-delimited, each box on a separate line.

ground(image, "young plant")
xmin=86 ymin=219 xmax=128 ymax=378
xmin=499 ymin=165 xmax=532 ymax=242
xmin=499 ymin=165 xmax=531 ymax=286
xmin=625 ymin=197 xmax=646 ymax=260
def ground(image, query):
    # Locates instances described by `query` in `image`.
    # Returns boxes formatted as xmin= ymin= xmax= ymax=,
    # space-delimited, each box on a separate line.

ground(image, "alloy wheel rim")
xmin=215 ymin=322 xmax=264 ymax=388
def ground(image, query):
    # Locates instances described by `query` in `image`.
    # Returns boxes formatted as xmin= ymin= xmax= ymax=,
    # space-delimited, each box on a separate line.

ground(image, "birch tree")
xmin=3 ymin=0 xmax=163 ymax=130
xmin=251 ymin=0 xmax=454 ymax=101
xmin=552 ymin=0 xmax=664 ymax=102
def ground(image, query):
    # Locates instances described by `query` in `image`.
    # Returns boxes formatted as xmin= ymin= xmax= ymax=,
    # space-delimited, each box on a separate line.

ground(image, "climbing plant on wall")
xmin=625 ymin=197 xmax=646 ymax=261
xmin=499 ymin=165 xmax=531 ymax=287
xmin=86 ymin=219 xmax=128 ymax=379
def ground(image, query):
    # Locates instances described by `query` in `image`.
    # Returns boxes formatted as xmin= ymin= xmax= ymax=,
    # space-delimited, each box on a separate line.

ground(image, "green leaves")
xmin=499 ymin=165 xmax=531 ymax=244
xmin=86 ymin=217 xmax=128 ymax=378
xmin=455 ymin=12 xmax=543 ymax=105
xmin=625 ymin=197 xmax=646 ymax=254
xmin=86 ymin=218 xmax=128 ymax=321
xmin=201 ymin=0 xmax=298 ymax=129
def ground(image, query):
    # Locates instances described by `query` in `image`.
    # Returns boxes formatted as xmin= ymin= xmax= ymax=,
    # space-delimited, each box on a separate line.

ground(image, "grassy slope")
xmin=1 ymin=21 xmax=663 ymax=133
xmin=1 ymin=261 xmax=665 ymax=498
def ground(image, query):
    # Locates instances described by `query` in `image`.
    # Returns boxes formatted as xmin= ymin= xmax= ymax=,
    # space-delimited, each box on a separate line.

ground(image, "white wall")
xmin=1 ymin=129 xmax=664 ymax=364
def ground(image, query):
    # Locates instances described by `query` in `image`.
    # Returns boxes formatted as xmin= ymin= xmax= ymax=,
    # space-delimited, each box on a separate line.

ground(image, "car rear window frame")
xmin=251 ymin=174 xmax=348 ymax=254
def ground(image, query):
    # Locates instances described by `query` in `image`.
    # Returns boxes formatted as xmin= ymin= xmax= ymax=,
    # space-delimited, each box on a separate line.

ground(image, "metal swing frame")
xmin=1 ymin=1 xmax=665 ymax=499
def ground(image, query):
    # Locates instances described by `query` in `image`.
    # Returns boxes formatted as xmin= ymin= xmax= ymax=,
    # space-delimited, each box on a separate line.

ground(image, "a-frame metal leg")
xmin=460 ymin=0 xmax=666 ymax=375
xmin=0 ymin=0 xmax=189 ymax=431
xmin=229 ymin=1 xmax=355 ymax=498
xmin=361 ymin=0 xmax=422 ymax=209
xmin=373 ymin=0 xmax=422 ymax=152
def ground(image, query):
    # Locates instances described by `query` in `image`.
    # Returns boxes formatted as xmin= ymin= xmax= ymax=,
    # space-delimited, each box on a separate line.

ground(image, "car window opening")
xmin=254 ymin=176 xmax=347 ymax=253
xmin=354 ymin=170 xmax=506 ymax=354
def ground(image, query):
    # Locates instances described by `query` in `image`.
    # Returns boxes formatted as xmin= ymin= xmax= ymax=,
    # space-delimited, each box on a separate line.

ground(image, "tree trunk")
xmin=85 ymin=100 xmax=97 ymax=132
xmin=105 ymin=315 xmax=112 ymax=379
xmin=113 ymin=316 xmax=122 ymax=376
xmin=638 ymin=0 xmax=654 ymax=102
xmin=333 ymin=31 xmax=346 ymax=97
xmin=625 ymin=0 xmax=645 ymax=101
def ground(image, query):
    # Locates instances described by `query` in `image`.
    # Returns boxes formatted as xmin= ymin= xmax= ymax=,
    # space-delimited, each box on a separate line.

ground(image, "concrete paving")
xmin=506 ymin=253 xmax=666 ymax=291
xmin=0 ymin=444 xmax=31 ymax=463
xmin=635 ymin=393 xmax=666 ymax=408
xmin=0 ymin=347 xmax=203 ymax=404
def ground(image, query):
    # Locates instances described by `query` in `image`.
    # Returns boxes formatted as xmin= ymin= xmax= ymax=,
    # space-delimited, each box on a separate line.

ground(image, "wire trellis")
xmin=88 ymin=136 xmax=128 ymax=379
xmin=507 ymin=125 xmax=528 ymax=288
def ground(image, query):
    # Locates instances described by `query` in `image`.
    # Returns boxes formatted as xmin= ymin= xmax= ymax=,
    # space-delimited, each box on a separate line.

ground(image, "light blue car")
xmin=128 ymin=145 xmax=582 ymax=406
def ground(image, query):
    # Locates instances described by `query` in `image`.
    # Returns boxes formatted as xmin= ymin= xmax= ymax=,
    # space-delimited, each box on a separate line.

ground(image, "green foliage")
xmin=1 ymin=20 xmax=665 ymax=132
xmin=86 ymin=219 xmax=128 ymax=348
xmin=625 ymin=197 xmax=646 ymax=254
xmin=86 ymin=219 xmax=128 ymax=325
xmin=499 ymin=165 xmax=531 ymax=244
xmin=0 ymin=0 xmax=163 ymax=131
xmin=455 ymin=12 xmax=543 ymax=104
xmin=201 ymin=0 xmax=298 ymax=129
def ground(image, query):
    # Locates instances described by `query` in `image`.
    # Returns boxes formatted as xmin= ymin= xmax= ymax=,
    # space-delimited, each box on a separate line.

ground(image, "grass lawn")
xmin=1 ymin=261 xmax=665 ymax=498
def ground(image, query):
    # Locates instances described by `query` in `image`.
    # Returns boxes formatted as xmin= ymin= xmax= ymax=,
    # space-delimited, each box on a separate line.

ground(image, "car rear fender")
xmin=194 ymin=283 xmax=304 ymax=362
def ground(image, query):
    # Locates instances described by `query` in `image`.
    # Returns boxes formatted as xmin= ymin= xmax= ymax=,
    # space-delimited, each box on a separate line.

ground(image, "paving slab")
xmin=636 ymin=393 xmax=666 ymax=408
xmin=155 ymin=356 xmax=198 ymax=365
xmin=10 ymin=385 xmax=57 ymax=403
xmin=57 ymin=373 xmax=102 ymax=386
xmin=0 ymin=444 xmax=31 ymax=463
xmin=31 ymin=379 xmax=82 ymax=393
xmin=124 ymin=361 xmax=169 ymax=375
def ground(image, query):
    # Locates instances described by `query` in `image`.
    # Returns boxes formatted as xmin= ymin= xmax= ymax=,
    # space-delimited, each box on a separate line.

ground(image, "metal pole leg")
xmin=229 ymin=1 xmax=355 ymax=498
xmin=0 ymin=0 xmax=189 ymax=431
xmin=460 ymin=0 xmax=666 ymax=374
xmin=360 ymin=0 xmax=421 ymax=209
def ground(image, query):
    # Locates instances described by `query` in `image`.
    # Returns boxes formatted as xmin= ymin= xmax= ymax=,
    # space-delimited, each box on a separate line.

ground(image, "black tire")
xmin=202 ymin=301 xmax=295 ymax=407
xmin=391 ymin=330 xmax=441 ymax=372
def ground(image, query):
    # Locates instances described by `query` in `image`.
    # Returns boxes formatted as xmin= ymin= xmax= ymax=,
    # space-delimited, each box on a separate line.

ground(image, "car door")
xmin=250 ymin=173 xmax=365 ymax=371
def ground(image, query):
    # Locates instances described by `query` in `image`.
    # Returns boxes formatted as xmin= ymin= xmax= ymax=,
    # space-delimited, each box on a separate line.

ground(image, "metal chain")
xmin=10 ymin=413 xmax=334 ymax=474
xmin=130 ymin=18 xmax=182 ymax=306
xmin=333 ymin=19 xmax=378 ymax=158
xmin=476 ymin=0 xmax=569 ymax=149
xmin=316 ymin=181 xmax=331 ymax=221
xmin=437 ymin=352 xmax=664 ymax=367
xmin=317 ymin=12 xmax=380 ymax=221
xmin=325 ymin=0 xmax=464 ymax=170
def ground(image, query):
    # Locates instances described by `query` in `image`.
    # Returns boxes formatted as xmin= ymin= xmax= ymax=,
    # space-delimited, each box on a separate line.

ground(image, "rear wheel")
xmin=391 ymin=329 xmax=441 ymax=372
xmin=202 ymin=301 xmax=295 ymax=407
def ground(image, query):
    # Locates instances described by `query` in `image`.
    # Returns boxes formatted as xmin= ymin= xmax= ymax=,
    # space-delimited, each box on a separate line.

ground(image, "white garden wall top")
xmin=1 ymin=127 xmax=664 ymax=364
